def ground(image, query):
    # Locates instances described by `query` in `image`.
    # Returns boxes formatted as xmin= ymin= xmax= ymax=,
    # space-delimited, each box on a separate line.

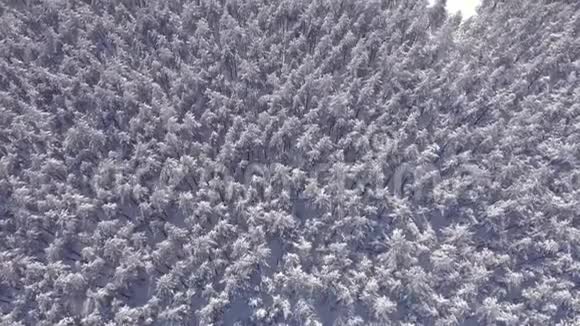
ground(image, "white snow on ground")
xmin=429 ymin=0 xmax=481 ymax=18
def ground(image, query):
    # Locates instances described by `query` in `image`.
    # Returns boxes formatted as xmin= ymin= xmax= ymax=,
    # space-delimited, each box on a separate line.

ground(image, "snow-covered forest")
xmin=0 ymin=0 xmax=579 ymax=325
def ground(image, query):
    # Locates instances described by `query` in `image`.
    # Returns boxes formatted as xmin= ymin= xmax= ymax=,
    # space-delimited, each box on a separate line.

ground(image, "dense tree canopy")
xmin=0 ymin=0 xmax=579 ymax=325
